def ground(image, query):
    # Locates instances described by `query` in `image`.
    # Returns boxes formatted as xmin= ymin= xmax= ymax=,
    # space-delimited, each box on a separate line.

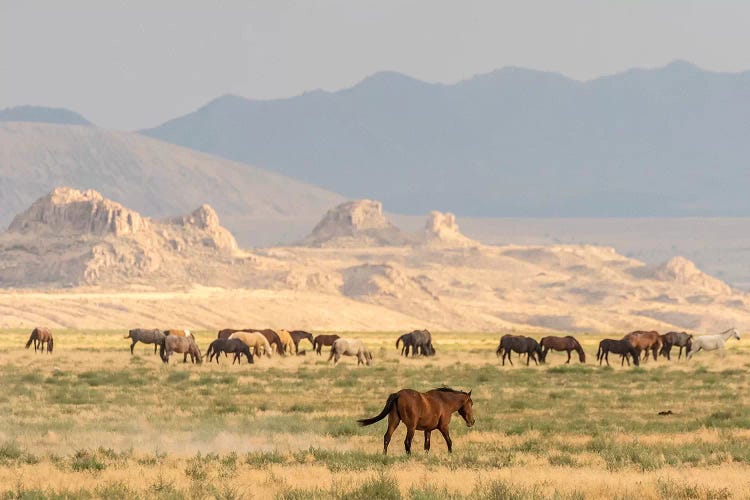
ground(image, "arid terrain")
xmin=1 ymin=188 xmax=748 ymax=335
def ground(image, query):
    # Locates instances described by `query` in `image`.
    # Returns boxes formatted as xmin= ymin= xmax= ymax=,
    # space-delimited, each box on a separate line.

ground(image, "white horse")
xmin=688 ymin=328 xmax=740 ymax=359
xmin=328 ymin=338 xmax=372 ymax=366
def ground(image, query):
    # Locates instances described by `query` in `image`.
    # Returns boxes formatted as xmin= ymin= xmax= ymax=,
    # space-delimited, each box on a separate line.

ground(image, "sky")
xmin=2 ymin=0 xmax=750 ymax=130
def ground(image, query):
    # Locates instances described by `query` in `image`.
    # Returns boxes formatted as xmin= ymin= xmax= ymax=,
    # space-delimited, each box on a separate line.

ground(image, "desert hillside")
xmin=0 ymin=122 xmax=343 ymax=246
xmin=0 ymin=189 xmax=747 ymax=333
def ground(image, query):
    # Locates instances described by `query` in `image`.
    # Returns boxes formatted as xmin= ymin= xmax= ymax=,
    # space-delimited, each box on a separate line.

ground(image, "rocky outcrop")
xmin=423 ymin=211 xmax=476 ymax=246
xmin=8 ymin=187 xmax=148 ymax=236
xmin=0 ymin=187 xmax=246 ymax=287
xmin=652 ymin=256 xmax=732 ymax=295
xmin=302 ymin=199 xmax=413 ymax=247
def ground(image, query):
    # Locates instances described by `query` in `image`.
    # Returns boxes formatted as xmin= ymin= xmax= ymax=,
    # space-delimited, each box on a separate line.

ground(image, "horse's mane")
xmin=433 ymin=387 xmax=467 ymax=394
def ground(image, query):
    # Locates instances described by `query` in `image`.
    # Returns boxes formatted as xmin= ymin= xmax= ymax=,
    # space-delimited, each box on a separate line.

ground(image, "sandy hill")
xmin=1 ymin=191 xmax=748 ymax=333
xmin=0 ymin=122 xmax=343 ymax=246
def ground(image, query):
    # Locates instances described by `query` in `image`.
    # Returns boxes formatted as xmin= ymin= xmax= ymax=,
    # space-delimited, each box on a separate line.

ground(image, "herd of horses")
xmin=20 ymin=325 xmax=743 ymax=455
xmin=493 ymin=328 xmax=741 ymax=367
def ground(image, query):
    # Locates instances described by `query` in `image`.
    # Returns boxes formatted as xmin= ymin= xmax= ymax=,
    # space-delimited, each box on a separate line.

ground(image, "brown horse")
xmin=313 ymin=334 xmax=340 ymax=355
xmin=25 ymin=327 xmax=54 ymax=353
xmin=539 ymin=336 xmax=586 ymax=364
xmin=623 ymin=331 xmax=662 ymax=361
xmin=160 ymin=336 xmax=202 ymax=364
xmin=358 ymin=387 xmax=474 ymax=454
xmin=289 ymin=330 xmax=314 ymax=354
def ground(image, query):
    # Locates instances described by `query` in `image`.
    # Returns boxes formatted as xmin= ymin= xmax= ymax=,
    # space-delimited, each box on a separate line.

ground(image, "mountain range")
xmin=143 ymin=61 xmax=750 ymax=217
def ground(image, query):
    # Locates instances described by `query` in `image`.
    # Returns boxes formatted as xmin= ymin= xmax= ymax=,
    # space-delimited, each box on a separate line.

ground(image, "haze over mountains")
xmin=0 ymin=122 xmax=343 ymax=246
xmin=144 ymin=61 xmax=750 ymax=217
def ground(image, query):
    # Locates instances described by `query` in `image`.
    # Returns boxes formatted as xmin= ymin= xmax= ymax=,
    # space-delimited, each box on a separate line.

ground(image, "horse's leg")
xmin=130 ymin=340 xmax=137 ymax=355
xmin=383 ymin=412 xmax=400 ymax=455
xmin=677 ymin=346 xmax=682 ymax=360
xmin=566 ymin=350 xmax=571 ymax=364
xmin=183 ymin=352 xmax=188 ymax=363
xmin=438 ymin=426 xmax=453 ymax=453
xmin=153 ymin=343 xmax=158 ymax=355
xmin=507 ymin=351 xmax=513 ymax=366
xmin=424 ymin=430 xmax=431 ymax=453
xmin=404 ymin=425 xmax=415 ymax=454
xmin=604 ymin=352 xmax=610 ymax=367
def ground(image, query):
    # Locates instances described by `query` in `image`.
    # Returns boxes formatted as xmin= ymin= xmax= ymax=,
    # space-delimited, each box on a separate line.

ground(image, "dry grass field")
xmin=0 ymin=329 xmax=749 ymax=499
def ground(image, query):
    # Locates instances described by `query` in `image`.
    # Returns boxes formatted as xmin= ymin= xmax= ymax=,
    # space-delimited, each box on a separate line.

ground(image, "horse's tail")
xmin=396 ymin=336 xmax=402 ymax=349
xmin=159 ymin=339 xmax=167 ymax=362
xmin=495 ymin=343 xmax=503 ymax=357
xmin=596 ymin=342 xmax=603 ymax=361
xmin=358 ymin=393 xmax=399 ymax=426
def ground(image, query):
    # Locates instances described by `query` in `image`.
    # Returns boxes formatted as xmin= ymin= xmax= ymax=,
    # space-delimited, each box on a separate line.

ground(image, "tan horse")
xmin=276 ymin=329 xmax=295 ymax=355
xmin=328 ymin=338 xmax=372 ymax=366
xmin=623 ymin=331 xmax=662 ymax=361
xmin=164 ymin=329 xmax=194 ymax=339
xmin=25 ymin=327 xmax=54 ymax=353
xmin=160 ymin=336 xmax=201 ymax=364
xmin=229 ymin=332 xmax=273 ymax=358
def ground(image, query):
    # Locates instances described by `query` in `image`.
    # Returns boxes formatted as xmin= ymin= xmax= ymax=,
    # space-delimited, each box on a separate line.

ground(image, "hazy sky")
xmin=2 ymin=1 xmax=750 ymax=130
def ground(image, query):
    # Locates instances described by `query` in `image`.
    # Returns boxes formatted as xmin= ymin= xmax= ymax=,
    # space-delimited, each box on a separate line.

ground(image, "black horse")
xmin=596 ymin=339 xmax=640 ymax=366
xmin=396 ymin=330 xmax=436 ymax=357
xmin=205 ymin=338 xmax=253 ymax=364
xmin=496 ymin=336 xmax=542 ymax=366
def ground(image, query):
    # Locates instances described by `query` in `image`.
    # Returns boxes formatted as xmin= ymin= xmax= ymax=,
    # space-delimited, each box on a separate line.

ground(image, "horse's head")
xmin=48 ymin=338 xmax=54 ymax=353
xmin=732 ymin=328 xmax=741 ymax=340
xmin=365 ymin=351 xmax=373 ymax=366
xmin=458 ymin=390 xmax=475 ymax=427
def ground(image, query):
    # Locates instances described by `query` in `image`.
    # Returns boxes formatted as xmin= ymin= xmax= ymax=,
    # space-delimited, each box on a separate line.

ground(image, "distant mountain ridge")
xmin=0 ymin=105 xmax=91 ymax=125
xmin=143 ymin=61 xmax=750 ymax=217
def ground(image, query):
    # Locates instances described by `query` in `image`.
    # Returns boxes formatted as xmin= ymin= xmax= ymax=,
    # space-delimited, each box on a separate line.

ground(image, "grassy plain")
xmin=0 ymin=329 xmax=748 ymax=498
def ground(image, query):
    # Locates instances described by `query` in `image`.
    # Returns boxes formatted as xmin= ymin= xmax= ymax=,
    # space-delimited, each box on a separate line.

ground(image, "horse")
xmin=328 ymin=338 xmax=372 ymax=366
xmin=276 ymin=329 xmax=296 ymax=355
xmin=124 ymin=328 xmax=165 ymax=355
xmin=623 ymin=331 xmax=662 ymax=361
xmin=397 ymin=330 xmax=435 ymax=357
xmin=313 ymin=334 xmax=340 ymax=355
xmin=687 ymin=328 xmax=740 ymax=359
xmin=660 ymin=331 xmax=693 ymax=360
xmin=25 ymin=327 xmax=54 ymax=353
xmin=539 ymin=336 xmax=586 ymax=364
xmin=288 ymin=330 xmax=314 ymax=354
xmin=496 ymin=336 xmax=541 ymax=366
xmin=164 ymin=329 xmax=194 ymax=340
xmin=228 ymin=332 xmax=273 ymax=358
xmin=218 ymin=328 xmax=283 ymax=355
xmin=160 ymin=335 xmax=202 ymax=364
xmin=596 ymin=339 xmax=640 ymax=366
xmin=358 ymin=387 xmax=475 ymax=455
xmin=205 ymin=338 xmax=253 ymax=365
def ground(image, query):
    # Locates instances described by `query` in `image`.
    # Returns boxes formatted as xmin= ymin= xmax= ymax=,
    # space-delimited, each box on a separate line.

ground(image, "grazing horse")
xmin=539 ymin=336 xmax=586 ymax=364
xmin=205 ymin=338 xmax=253 ymax=364
xmin=329 ymin=338 xmax=373 ymax=366
xmin=124 ymin=328 xmax=165 ymax=355
xmin=496 ymin=336 xmax=541 ymax=366
xmin=276 ymin=329 xmax=295 ymax=355
xmin=597 ymin=339 xmax=640 ymax=366
xmin=660 ymin=331 xmax=693 ymax=360
xmin=688 ymin=328 xmax=740 ymax=359
xmin=25 ymin=327 xmax=54 ymax=353
xmin=218 ymin=328 xmax=283 ymax=355
xmin=160 ymin=336 xmax=202 ymax=364
xmin=397 ymin=330 xmax=436 ymax=357
xmin=313 ymin=334 xmax=340 ymax=355
xmin=358 ymin=387 xmax=475 ymax=455
xmin=288 ymin=330 xmax=314 ymax=354
xmin=228 ymin=332 xmax=273 ymax=358
xmin=623 ymin=331 xmax=662 ymax=361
